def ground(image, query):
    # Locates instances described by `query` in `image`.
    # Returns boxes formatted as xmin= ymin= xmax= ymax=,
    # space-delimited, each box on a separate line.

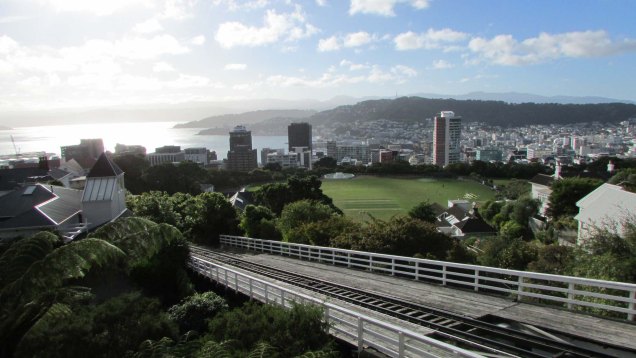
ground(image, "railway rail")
xmin=190 ymin=246 xmax=636 ymax=358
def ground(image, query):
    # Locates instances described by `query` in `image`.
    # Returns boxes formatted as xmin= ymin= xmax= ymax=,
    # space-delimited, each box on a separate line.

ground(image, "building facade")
xmin=227 ymin=126 xmax=257 ymax=172
xmin=433 ymin=111 xmax=462 ymax=167
xmin=288 ymin=122 xmax=312 ymax=152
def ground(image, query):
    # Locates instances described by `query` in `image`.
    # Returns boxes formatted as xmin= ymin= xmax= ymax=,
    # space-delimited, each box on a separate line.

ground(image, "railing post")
xmin=369 ymin=256 xmax=373 ymax=272
xmin=517 ymin=276 xmax=524 ymax=302
xmin=398 ymin=331 xmax=405 ymax=357
xmin=348 ymin=253 xmax=351 ymax=268
xmin=332 ymin=250 xmax=335 ymax=266
xmin=629 ymin=290 xmax=636 ymax=321
xmin=391 ymin=258 xmax=395 ymax=276
xmin=567 ymin=282 xmax=574 ymax=310
xmin=249 ymin=278 xmax=253 ymax=300
xmin=415 ymin=261 xmax=420 ymax=281
xmin=281 ymin=291 xmax=286 ymax=307
xmin=357 ymin=318 xmax=364 ymax=352
xmin=264 ymin=285 xmax=268 ymax=303
xmin=474 ymin=270 xmax=479 ymax=292
xmin=442 ymin=265 xmax=447 ymax=286
xmin=324 ymin=306 xmax=330 ymax=326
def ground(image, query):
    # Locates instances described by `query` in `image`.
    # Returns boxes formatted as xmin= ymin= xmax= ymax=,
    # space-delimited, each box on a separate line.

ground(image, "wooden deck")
xmin=220 ymin=248 xmax=636 ymax=351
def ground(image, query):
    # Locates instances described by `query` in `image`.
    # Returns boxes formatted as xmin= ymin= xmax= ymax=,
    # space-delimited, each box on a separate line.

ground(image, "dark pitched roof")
xmin=0 ymin=168 xmax=49 ymax=191
xmin=38 ymin=186 xmax=82 ymax=224
xmin=529 ymin=174 xmax=554 ymax=187
xmin=0 ymin=185 xmax=55 ymax=218
xmin=49 ymin=168 xmax=71 ymax=180
xmin=0 ymin=184 xmax=82 ymax=230
xmin=454 ymin=217 xmax=497 ymax=234
xmin=87 ymin=153 xmax=123 ymax=178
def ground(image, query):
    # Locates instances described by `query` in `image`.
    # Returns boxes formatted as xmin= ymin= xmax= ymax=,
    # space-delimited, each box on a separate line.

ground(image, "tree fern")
xmin=196 ymin=340 xmax=232 ymax=358
xmin=294 ymin=350 xmax=340 ymax=358
xmin=247 ymin=342 xmax=277 ymax=358
xmin=90 ymin=218 xmax=184 ymax=269
xmin=0 ymin=238 xmax=125 ymax=310
xmin=0 ymin=232 xmax=61 ymax=289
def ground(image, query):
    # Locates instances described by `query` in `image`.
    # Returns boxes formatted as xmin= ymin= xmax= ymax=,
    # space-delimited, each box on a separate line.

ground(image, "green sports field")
xmin=320 ymin=176 xmax=497 ymax=221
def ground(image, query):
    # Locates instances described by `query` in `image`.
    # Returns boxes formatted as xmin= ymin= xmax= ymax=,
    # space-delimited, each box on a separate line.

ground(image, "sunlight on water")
xmin=0 ymin=122 xmax=287 ymax=160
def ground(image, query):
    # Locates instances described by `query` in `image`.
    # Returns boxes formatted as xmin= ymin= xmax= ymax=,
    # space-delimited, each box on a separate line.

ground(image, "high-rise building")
xmin=288 ymin=123 xmax=312 ymax=152
xmin=433 ymin=111 xmax=462 ymax=167
xmin=60 ymin=138 xmax=104 ymax=169
xmin=227 ymin=126 xmax=257 ymax=172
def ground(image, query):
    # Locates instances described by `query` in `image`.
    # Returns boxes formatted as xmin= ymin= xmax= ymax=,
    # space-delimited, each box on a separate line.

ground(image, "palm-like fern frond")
xmin=0 ymin=231 xmax=61 ymax=289
xmin=196 ymin=340 xmax=233 ymax=358
xmin=247 ymin=342 xmax=277 ymax=358
xmin=294 ymin=350 xmax=340 ymax=358
xmin=90 ymin=217 xmax=184 ymax=268
xmin=0 ymin=238 xmax=125 ymax=309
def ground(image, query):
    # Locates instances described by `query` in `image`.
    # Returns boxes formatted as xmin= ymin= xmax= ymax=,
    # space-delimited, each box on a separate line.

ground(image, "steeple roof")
xmin=87 ymin=153 xmax=123 ymax=178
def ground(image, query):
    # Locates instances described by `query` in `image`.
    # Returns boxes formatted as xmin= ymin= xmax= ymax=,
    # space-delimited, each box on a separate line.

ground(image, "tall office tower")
xmin=288 ymin=123 xmax=312 ymax=152
xmin=227 ymin=125 xmax=257 ymax=171
xmin=433 ymin=111 xmax=462 ymax=167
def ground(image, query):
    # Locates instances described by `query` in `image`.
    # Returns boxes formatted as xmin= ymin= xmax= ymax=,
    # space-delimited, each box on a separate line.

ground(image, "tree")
xmin=168 ymin=291 xmax=228 ymax=333
xmin=277 ymin=200 xmax=337 ymax=241
xmin=498 ymin=179 xmax=531 ymax=200
xmin=477 ymin=236 xmax=538 ymax=270
xmin=510 ymin=197 xmax=540 ymax=226
xmin=240 ymin=205 xmax=281 ymax=240
xmin=528 ymin=245 xmax=574 ymax=275
xmin=0 ymin=235 xmax=126 ymax=357
xmin=254 ymin=175 xmax=340 ymax=215
xmin=285 ymin=216 xmax=360 ymax=246
xmin=192 ymin=192 xmax=240 ymax=245
xmin=314 ymin=157 xmax=337 ymax=169
xmin=608 ymin=168 xmax=636 ymax=192
xmin=546 ymin=177 xmax=602 ymax=219
xmin=208 ymin=302 xmax=333 ymax=357
xmin=143 ymin=162 xmax=209 ymax=195
xmin=127 ymin=191 xmax=181 ymax=228
xmin=332 ymin=216 xmax=455 ymax=259
xmin=408 ymin=200 xmax=438 ymax=223
xmin=113 ymin=153 xmax=149 ymax=194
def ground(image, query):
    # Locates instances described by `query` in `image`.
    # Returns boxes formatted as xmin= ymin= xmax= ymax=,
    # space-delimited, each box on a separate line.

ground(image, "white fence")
xmin=220 ymin=235 xmax=636 ymax=321
xmin=189 ymin=256 xmax=488 ymax=358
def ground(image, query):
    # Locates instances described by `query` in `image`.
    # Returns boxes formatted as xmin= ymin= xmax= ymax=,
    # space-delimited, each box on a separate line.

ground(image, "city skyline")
xmin=1 ymin=0 xmax=635 ymax=115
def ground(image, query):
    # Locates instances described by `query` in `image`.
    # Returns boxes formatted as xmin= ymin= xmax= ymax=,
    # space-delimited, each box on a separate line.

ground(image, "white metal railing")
xmin=220 ymin=235 xmax=636 ymax=321
xmin=189 ymin=256 xmax=488 ymax=358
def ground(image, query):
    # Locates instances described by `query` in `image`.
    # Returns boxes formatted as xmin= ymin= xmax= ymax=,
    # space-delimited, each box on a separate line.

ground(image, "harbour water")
xmin=0 ymin=122 xmax=287 ymax=160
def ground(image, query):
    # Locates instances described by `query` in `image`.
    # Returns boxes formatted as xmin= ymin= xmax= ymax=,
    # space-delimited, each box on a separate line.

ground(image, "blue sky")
xmin=1 ymin=0 xmax=635 ymax=112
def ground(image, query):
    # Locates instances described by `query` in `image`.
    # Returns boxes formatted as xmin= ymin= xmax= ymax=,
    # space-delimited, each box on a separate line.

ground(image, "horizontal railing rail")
xmin=189 ymin=256 xmax=487 ymax=358
xmin=219 ymin=235 xmax=636 ymax=321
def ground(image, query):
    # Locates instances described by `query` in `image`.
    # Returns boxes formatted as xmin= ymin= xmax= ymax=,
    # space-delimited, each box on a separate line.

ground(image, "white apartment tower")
xmin=433 ymin=111 xmax=462 ymax=167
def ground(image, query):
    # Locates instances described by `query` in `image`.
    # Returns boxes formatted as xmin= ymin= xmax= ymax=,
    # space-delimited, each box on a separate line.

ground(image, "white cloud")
xmin=318 ymin=31 xmax=378 ymax=52
xmin=468 ymin=30 xmax=636 ymax=66
xmin=190 ymin=35 xmax=206 ymax=45
xmin=394 ymin=28 xmax=469 ymax=50
xmin=315 ymin=0 xmax=327 ymax=6
xmin=133 ymin=19 xmax=163 ymax=34
xmin=212 ymin=0 xmax=269 ymax=11
xmin=0 ymin=35 xmax=19 ymax=54
xmin=225 ymin=63 xmax=247 ymax=70
xmin=160 ymin=0 xmax=196 ymax=20
xmin=153 ymin=62 xmax=176 ymax=72
xmin=340 ymin=59 xmax=369 ymax=71
xmin=344 ymin=31 xmax=372 ymax=48
xmin=0 ymin=15 xmax=31 ymax=24
xmin=265 ymin=62 xmax=416 ymax=89
xmin=318 ymin=36 xmax=340 ymax=52
xmin=349 ymin=0 xmax=429 ymax=16
xmin=41 ymin=0 xmax=151 ymax=16
xmin=391 ymin=64 xmax=417 ymax=77
xmin=215 ymin=8 xmax=319 ymax=48
xmin=431 ymin=59 xmax=453 ymax=69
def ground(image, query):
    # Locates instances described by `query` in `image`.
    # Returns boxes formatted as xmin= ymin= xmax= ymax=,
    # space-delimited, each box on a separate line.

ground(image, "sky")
xmin=1 ymin=0 xmax=636 ymax=113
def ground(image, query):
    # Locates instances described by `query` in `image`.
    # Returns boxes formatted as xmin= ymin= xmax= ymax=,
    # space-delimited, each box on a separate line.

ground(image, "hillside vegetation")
xmin=309 ymin=97 xmax=636 ymax=127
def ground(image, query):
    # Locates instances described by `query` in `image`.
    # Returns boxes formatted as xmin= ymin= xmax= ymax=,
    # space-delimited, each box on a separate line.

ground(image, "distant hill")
xmin=175 ymin=109 xmax=316 ymax=129
xmin=410 ymin=91 xmax=635 ymax=105
xmin=308 ymin=97 xmax=636 ymax=127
